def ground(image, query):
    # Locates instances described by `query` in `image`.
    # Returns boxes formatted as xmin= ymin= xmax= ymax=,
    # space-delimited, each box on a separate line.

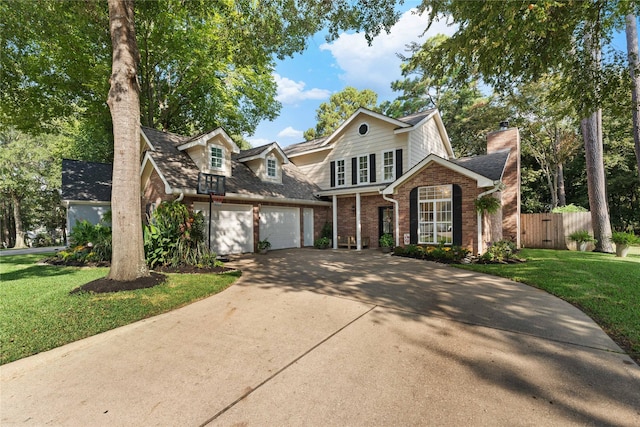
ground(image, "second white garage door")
xmin=194 ymin=202 xmax=253 ymax=255
xmin=260 ymin=206 xmax=300 ymax=250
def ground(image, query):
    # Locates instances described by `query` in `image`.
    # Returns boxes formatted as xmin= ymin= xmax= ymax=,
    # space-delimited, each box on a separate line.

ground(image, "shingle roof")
xmin=61 ymin=159 xmax=112 ymax=202
xmin=450 ymin=149 xmax=510 ymax=181
xmin=397 ymin=108 xmax=437 ymax=126
xmin=142 ymin=128 xmax=322 ymax=202
xmin=283 ymin=136 xmax=329 ymax=157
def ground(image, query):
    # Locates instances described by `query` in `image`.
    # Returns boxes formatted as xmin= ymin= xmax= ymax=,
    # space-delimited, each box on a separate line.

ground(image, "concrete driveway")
xmin=2 ymin=248 xmax=639 ymax=426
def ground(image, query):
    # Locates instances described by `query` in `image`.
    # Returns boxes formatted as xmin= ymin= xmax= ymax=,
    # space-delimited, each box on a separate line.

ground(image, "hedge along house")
xmin=285 ymin=108 xmax=520 ymax=254
xmin=139 ymin=126 xmax=331 ymax=255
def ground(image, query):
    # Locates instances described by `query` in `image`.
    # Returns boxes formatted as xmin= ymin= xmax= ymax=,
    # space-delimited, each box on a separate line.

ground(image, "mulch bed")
xmin=69 ymin=272 xmax=168 ymax=294
xmin=44 ymin=259 xmax=240 ymax=295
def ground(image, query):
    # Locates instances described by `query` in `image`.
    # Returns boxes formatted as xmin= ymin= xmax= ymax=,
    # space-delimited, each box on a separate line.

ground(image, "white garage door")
xmin=260 ymin=206 xmax=300 ymax=250
xmin=194 ymin=202 xmax=253 ymax=255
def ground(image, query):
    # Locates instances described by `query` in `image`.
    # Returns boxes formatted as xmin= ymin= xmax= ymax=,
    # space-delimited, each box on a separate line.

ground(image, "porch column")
xmin=356 ymin=192 xmax=362 ymax=250
xmin=332 ymin=195 xmax=338 ymax=249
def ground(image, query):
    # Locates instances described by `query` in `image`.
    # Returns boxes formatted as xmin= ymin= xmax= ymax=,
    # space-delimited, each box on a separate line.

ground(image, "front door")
xmin=378 ymin=206 xmax=393 ymax=238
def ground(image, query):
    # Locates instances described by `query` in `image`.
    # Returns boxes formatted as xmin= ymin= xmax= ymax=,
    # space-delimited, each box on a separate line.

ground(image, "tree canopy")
xmin=304 ymin=87 xmax=380 ymax=140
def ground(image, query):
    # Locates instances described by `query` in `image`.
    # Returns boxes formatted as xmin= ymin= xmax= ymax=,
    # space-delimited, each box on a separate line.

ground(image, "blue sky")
xmin=248 ymin=4 xmax=458 ymax=148
xmin=248 ymin=4 xmax=636 ymax=148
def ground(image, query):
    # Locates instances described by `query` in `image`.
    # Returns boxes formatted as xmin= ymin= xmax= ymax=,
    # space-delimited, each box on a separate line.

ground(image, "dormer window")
xmin=210 ymin=145 xmax=224 ymax=170
xmin=267 ymin=157 xmax=277 ymax=178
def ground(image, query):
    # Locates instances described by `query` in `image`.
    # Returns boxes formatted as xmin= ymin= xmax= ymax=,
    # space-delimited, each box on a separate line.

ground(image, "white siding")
xmin=293 ymin=114 xmax=409 ymax=190
xmin=408 ymin=118 xmax=449 ymax=168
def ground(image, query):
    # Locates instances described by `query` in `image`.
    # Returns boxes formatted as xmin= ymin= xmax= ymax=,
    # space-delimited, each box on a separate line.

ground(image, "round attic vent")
xmin=358 ymin=123 xmax=369 ymax=136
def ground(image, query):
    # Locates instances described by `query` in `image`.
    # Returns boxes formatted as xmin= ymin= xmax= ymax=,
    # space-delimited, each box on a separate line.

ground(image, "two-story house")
xmin=63 ymin=108 xmax=520 ymax=256
xmin=284 ymin=108 xmax=520 ymax=254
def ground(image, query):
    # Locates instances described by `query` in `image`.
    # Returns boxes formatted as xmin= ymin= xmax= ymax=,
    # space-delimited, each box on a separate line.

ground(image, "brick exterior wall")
xmin=487 ymin=128 xmax=521 ymax=247
xmin=335 ymin=194 xmax=395 ymax=249
xmin=393 ymin=163 xmax=482 ymax=254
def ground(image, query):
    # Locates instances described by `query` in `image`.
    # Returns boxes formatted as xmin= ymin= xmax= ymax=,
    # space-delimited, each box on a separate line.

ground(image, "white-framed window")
xmin=266 ymin=157 xmax=277 ymax=178
xmin=383 ymin=150 xmax=395 ymax=181
xmin=418 ymin=185 xmax=452 ymax=244
xmin=210 ymin=145 xmax=224 ymax=170
xmin=358 ymin=155 xmax=368 ymax=184
xmin=336 ymin=159 xmax=345 ymax=186
xmin=358 ymin=122 xmax=369 ymax=136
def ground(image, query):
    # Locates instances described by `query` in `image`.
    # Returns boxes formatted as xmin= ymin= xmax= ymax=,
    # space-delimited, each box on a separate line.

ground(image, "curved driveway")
xmin=2 ymin=248 xmax=639 ymax=426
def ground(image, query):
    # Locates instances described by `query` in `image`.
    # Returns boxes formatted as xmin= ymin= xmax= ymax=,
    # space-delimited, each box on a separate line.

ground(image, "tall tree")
xmin=304 ymin=87 xmax=379 ymax=140
xmin=106 ymin=0 xmax=148 ymax=281
xmin=0 ymin=129 xmax=67 ymax=248
xmin=403 ymin=1 xmax=637 ymax=252
xmin=626 ymin=14 xmax=640 ymax=179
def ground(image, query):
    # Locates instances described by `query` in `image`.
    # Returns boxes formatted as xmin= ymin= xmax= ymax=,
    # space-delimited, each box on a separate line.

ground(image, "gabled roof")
xmin=283 ymin=108 xmax=451 ymax=158
xmin=176 ymin=127 xmax=240 ymax=154
xmin=321 ymin=107 xmax=412 ymax=146
xmin=283 ymin=136 xmax=330 ymax=158
xmin=61 ymin=159 xmax=112 ymax=202
xmin=235 ymin=142 xmax=289 ymax=164
xmin=450 ymin=149 xmax=510 ymax=182
xmin=382 ymin=151 xmax=509 ymax=195
xmin=142 ymin=129 xmax=321 ymax=202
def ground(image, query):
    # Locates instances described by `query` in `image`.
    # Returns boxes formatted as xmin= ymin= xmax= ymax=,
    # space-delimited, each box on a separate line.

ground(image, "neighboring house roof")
xmin=141 ymin=128 xmax=323 ymax=202
xmin=61 ymin=159 xmax=112 ymax=202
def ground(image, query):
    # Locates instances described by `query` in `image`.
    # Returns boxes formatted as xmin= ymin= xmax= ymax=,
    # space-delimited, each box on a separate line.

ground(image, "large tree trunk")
xmin=581 ymin=111 xmax=613 ymax=252
xmin=106 ymin=0 xmax=149 ymax=281
xmin=626 ymin=14 xmax=640 ymax=180
xmin=11 ymin=193 xmax=27 ymax=248
xmin=557 ymin=163 xmax=567 ymax=206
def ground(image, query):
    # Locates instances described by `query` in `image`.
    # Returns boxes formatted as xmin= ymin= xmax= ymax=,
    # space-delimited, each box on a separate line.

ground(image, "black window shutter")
xmin=409 ymin=187 xmax=418 ymax=244
xmin=369 ymin=153 xmax=376 ymax=183
xmin=351 ymin=157 xmax=357 ymax=185
xmin=330 ymin=161 xmax=336 ymax=187
xmin=395 ymin=149 xmax=403 ymax=179
xmin=453 ymin=184 xmax=462 ymax=246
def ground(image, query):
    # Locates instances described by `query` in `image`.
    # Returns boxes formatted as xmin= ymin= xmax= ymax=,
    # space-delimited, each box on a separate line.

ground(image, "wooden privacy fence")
xmin=521 ymin=212 xmax=593 ymax=250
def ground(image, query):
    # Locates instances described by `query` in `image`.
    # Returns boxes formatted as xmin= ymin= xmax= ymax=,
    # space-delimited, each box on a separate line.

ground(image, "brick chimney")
xmin=486 ymin=126 xmax=521 ymax=248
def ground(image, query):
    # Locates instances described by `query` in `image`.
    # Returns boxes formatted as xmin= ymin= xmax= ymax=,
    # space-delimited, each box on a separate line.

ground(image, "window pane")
xmin=211 ymin=147 xmax=223 ymax=169
xmin=359 ymin=156 xmax=368 ymax=183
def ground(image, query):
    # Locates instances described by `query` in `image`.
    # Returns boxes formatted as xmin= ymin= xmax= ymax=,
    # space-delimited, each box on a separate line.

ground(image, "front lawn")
xmin=0 ymin=254 xmax=240 ymax=365
xmin=455 ymin=248 xmax=640 ymax=362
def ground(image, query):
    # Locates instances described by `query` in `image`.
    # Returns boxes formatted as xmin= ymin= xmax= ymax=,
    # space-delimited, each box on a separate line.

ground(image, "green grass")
xmin=0 ymin=254 xmax=240 ymax=365
xmin=455 ymin=247 xmax=640 ymax=360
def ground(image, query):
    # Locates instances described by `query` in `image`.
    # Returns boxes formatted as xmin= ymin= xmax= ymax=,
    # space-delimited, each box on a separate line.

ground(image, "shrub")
xmin=144 ymin=200 xmax=220 ymax=268
xmin=393 ymin=242 xmax=470 ymax=264
xmin=567 ymin=230 xmax=597 ymax=244
xmin=321 ymin=222 xmax=332 ymax=239
xmin=610 ymin=231 xmax=640 ymax=246
xmin=314 ymin=236 xmax=331 ymax=249
xmin=479 ymin=240 xmax=517 ymax=263
xmin=552 ymin=204 xmax=588 ymax=213
xmin=54 ymin=220 xmax=112 ymax=263
xmin=379 ymin=233 xmax=394 ymax=248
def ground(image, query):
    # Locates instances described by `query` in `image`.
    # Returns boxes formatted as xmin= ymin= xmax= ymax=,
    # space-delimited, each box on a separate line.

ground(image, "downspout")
xmin=175 ymin=192 xmax=184 ymax=202
xmin=382 ymin=193 xmax=400 ymax=247
xmin=477 ymin=182 xmax=505 ymax=255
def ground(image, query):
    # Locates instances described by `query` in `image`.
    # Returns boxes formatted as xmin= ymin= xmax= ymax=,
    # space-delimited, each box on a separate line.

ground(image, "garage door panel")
xmin=260 ymin=207 xmax=300 ymax=250
xmin=194 ymin=203 xmax=253 ymax=255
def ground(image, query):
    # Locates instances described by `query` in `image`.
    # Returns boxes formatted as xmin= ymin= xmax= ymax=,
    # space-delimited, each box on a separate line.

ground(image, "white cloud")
xmin=274 ymin=74 xmax=331 ymax=104
xmin=319 ymin=9 xmax=457 ymax=99
xmin=277 ymin=126 xmax=303 ymax=139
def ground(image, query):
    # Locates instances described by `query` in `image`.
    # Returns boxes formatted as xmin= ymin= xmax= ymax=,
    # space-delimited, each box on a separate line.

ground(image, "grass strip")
xmin=455 ymin=248 xmax=640 ymax=361
xmin=0 ymin=254 xmax=240 ymax=365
